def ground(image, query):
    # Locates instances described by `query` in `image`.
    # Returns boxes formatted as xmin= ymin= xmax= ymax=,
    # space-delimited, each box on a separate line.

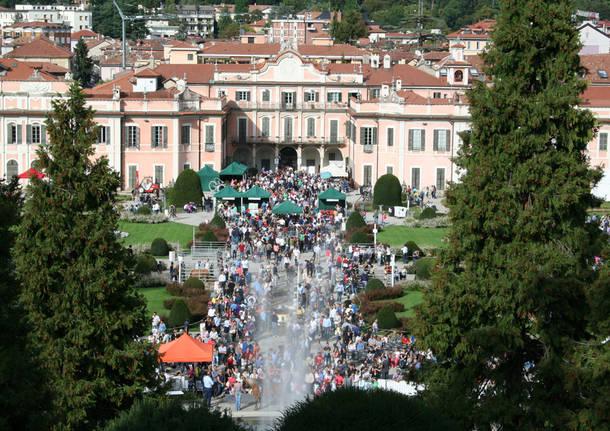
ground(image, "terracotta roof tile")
xmin=580 ymin=54 xmax=610 ymax=83
xmin=364 ymin=64 xmax=446 ymax=87
xmin=201 ymin=42 xmax=279 ymax=56
xmin=10 ymin=21 xmax=65 ymax=28
xmin=71 ymin=30 xmax=100 ymax=39
xmin=5 ymin=38 xmax=74 ymax=58
xmin=581 ymin=85 xmax=610 ymax=106
xmin=0 ymin=58 xmax=58 ymax=81
xmin=134 ymin=68 xmax=161 ymax=78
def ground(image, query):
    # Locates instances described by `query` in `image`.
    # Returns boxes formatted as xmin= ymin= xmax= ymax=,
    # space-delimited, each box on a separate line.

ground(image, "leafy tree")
xmin=92 ymin=0 xmax=149 ymax=39
xmin=235 ymin=0 xmax=249 ymax=14
xmin=0 ymin=178 xmax=52 ymax=431
xmin=345 ymin=210 xmax=366 ymax=230
xmin=150 ymin=238 xmax=170 ymax=256
xmin=414 ymin=0 xmax=608 ymax=429
xmin=167 ymin=169 xmax=202 ymax=207
xmin=73 ymin=38 xmax=93 ymax=87
xmin=330 ymin=11 xmax=368 ymax=44
xmin=14 ymin=84 xmax=158 ymax=431
xmin=373 ymin=173 xmax=402 ymax=207
xmin=176 ymin=22 xmax=188 ymax=41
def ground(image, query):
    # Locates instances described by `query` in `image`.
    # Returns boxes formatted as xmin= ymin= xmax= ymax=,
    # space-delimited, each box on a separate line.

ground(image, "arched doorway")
xmin=279 ymin=147 xmax=297 ymax=169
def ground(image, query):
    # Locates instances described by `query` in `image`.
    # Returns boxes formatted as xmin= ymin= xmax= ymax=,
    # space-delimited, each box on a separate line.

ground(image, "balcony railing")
xmin=234 ymin=101 xmax=348 ymax=110
xmin=204 ymin=143 xmax=215 ymax=152
xmin=231 ymin=136 xmax=347 ymax=146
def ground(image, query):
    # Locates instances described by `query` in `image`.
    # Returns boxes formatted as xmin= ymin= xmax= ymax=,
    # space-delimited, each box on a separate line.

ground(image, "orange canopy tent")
xmin=158 ymin=333 xmax=213 ymax=363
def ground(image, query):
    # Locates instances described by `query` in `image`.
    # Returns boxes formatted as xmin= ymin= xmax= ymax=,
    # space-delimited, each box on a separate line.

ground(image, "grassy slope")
xmin=137 ymin=287 xmax=174 ymax=316
xmin=118 ymin=221 xmax=195 ymax=248
xmin=376 ymin=226 xmax=448 ymax=248
xmin=378 ymin=289 xmax=424 ymax=318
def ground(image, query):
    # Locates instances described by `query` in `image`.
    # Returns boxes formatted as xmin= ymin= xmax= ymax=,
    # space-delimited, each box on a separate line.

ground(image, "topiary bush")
xmin=348 ymin=229 xmax=370 ymax=244
xmin=418 ymin=207 xmax=437 ymax=219
xmin=376 ymin=305 xmax=401 ymax=329
xmin=365 ymin=278 xmax=385 ymax=292
xmin=209 ymin=214 xmax=226 ymax=229
xmin=162 ymin=298 xmax=177 ymax=310
xmin=346 ymin=211 xmax=366 ymax=230
xmin=150 ymin=238 xmax=170 ymax=256
xmin=200 ymin=230 xmax=218 ymax=241
xmin=136 ymin=205 xmax=152 ymax=215
xmin=183 ymin=278 xmax=204 ymax=290
xmin=414 ymin=257 xmax=436 ymax=280
xmin=167 ymin=298 xmax=191 ymax=329
xmin=133 ymin=253 xmax=157 ymax=275
xmin=404 ymin=241 xmax=424 ymax=258
xmin=167 ymin=169 xmax=202 ymax=207
xmin=373 ymin=174 xmax=402 ymax=207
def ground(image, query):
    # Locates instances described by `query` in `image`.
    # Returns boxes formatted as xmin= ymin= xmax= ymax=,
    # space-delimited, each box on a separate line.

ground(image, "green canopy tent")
xmin=220 ymin=161 xmax=248 ymax=177
xmin=318 ymin=187 xmax=346 ymax=210
xmin=197 ymin=166 xmax=219 ymax=192
xmin=214 ymin=186 xmax=242 ymax=200
xmin=272 ymin=200 xmax=303 ymax=215
xmin=242 ymin=185 xmax=271 ymax=211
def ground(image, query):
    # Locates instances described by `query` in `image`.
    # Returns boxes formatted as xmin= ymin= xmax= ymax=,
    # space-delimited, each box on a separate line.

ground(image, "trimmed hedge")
xmin=168 ymin=298 xmax=191 ymax=328
xmin=346 ymin=211 xmax=366 ymax=230
xmin=209 ymin=214 xmax=226 ymax=229
xmin=404 ymin=241 xmax=424 ymax=257
xmin=418 ymin=207 xmax=437 ymax=219
xmin=376 ymin=305 xmax=401 ymax=329
xmin=136 ymin=205 xmax=152 ymax=215
xmin=133 ymin=253 xmax=157 ymax=275
xmin=365 ymin=286 xmax=403 ymax=301
xmin=373 ymin=174 xmax=402 ymax=207
xmin=415 ymin=257 xmax=436 ymax=280
xmin=365 ymin=278 xmax=385 ymax=292
xmin=167 ymin=169 xmax=202 ymax=207
xmin=348 ymin=229 xmax=370 ymax=244
xmin=162 ymin=298 xmax=177 ymax=310
xmin=200 ymin=230 xmax=218 ymax=241
xmin=183 ymin=278 xmax=204 ymax=290
xmin=150 ymin=238 xmax=170 ymax=256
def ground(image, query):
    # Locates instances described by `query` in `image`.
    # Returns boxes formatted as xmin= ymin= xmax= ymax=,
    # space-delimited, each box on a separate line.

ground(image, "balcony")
xmin=231 ymin=135 xmax=347 ymax=146
xmin=204 ymin=143 xmax=215 ymax=152
xmin=363 ymin=145 xmax=374 ymax=153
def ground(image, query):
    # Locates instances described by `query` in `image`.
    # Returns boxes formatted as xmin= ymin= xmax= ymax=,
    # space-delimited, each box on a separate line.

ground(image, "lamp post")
xmin=373 ymin=222 xmax=378 ymax=249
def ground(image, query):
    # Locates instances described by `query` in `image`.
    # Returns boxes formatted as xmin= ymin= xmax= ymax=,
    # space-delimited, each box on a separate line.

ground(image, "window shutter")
xmin=421 ymin=130 xmax=425 ymax=151
xmin=433 ymin=130 xmax=438 ymax=151
xmin=41 ymin=125 xmax=46 ymax=144
xmin=135 ymin=127 xmax=140 ymax=149
xmin=600 ymin=133 xmax=608 ymax=151
xmin=151 ymin=127 xmax=156 ymax=148
xmin=315 ymin=91 xmax=319 ymax=102
xmin=105 ymin=126 xmax=110 ymax=146
xmin=345 ymin=121 xmax=350 ymax=139
xmin=246 ymin=92 xmax=251 ymax=101
xmin=387 ymin=128 xmax=393 ymax=146
xmin=360 ymin=127 xmax=364 ymax=146
xmin=408 ymin=129 xmax=413 ymax=150
xmin=338 ymin=92 xmax=342 ymax=102
xmin=352 ymin=124 xmax=356 ymax=142
xmin=327 ymin=92 xmax=332 ymax=102
xmin=372 ymin=127 xmax=377 ymax=145
xmin=163 ymin=126 xmax=168 ymax=148
xmin=330 ymin=120 xmax=338 ymax=140
xmin=206 ymin=125 xmax=214 ymax=143
xmin=17 ymin=125 xmax=22 ymax=144
xmin=26 ymin=124 xmax=32 ymax=144
xmin=7 ymin=124 xmax=13 ymax=144
xmin=445 ymin=130 xmax=450 ymax=151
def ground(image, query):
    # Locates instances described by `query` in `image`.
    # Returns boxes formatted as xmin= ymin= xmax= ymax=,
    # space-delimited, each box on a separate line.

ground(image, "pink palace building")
xmin=1 ymin=45 xmax=610 ymax=198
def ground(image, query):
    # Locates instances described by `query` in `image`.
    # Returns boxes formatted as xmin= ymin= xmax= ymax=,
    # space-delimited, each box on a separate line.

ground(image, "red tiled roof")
xmin=153 ymin=64 xmax=215 ymax=84
xmin=134 ymin=68 xmax=161 ymax=78
xmin=216 ymin=63 xmax=257 ymax=72
xmin=386 ymin=32 xmax=417 ymax=38
xmin=364 ymin=64 xmax=447 ymax=87
xmin=447 ymin=19 xmax=495 ymax=39
xmin=201 ymin=42 xmax=279 ymax=56
xmin=298 ymin=44 xmax=365 ymax=57
xmin=165 ymin=40 xmax=197 ymax=49
xmin=6 ymin=38 xmax=74 ymax=58
xmin=580 ymin=85 xmax=610 ymax=106
xmin=24 ymin=61 xmax=70 ymax=74
xmin=580 ymin=54 xmax=610 ymax=84
xmin=0 ymin=58 xmax=58 ymax=81
xmin=11 ymin=21 xmax=65 ymax=28
xmin=71 ymin=29 xmax=99 ymax=39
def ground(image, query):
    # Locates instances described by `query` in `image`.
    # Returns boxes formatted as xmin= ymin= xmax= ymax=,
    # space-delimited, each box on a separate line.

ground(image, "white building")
xmin=579 ymin=22 xmax=610 ymax=54
xmin=14 ymin=4 xmax=92 ymax=32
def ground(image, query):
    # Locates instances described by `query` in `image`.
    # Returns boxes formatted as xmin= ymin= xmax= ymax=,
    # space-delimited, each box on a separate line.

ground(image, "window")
xmin=282 ymin=91 xmax=295 ymax=109
xmin=600 ymin=133 xmax=608 ymax=151
xmin=261 ymin=117 xmax=270 ymax=137
xmin=205 ymin=124 xmax=214 ymax=151
xmin=329 ymin=119 xmax=338 ymax=144
xmin=236 ymin=91 xmax=251 ymax=101
xmin=433 ymin=92 xmax=441 ymax=98
xmin=360 ymin=126 xmax=377 ymax=146
xmin=154 ymin=165 xmax=164 ymax=186
xmin=125 ymin=125 xmax=139 ymax=148
xmin=327 ymin=91 xmax=342 ymax=103
xmin=6 ymin=123 xmax=21 ymax=144
xmin=306 ymin=118 xmax=315 ymax=137
xmin=248 ymin=37 xmax=254 ymax=44
xmin=386 ymin=165 xmax=394 ymax=175
xmin=187 ymin=53 xmax=194 ymax=61
xmin=151 ymin=125 xmax=168 ymax=148
xmin=181 ymin=124 xmax=191 ymax=145
xmin=26 ymin=124 xmax=45 ymax=144
xmin=218 ymin=89 xmax=227 ymax=98
xmin=454 ymin=70 xmax=463 ymax=82
xmin=238 ymin=118 xmax=247 ymax=144
xmin=436 ymin=167 xmax=446 ymax=190
xmin=408 ymin=129 xmax=425 ymax=151
xmin=128 ymin=165 xmax=137 ymax=189
xmin=305 ymin=90 xmax=319 ymax=102
xmin=411 ymin=167 xmax=420 ymax=190
xmin=370 ymin=88 xmax=380 ymax=99
xmin=262 ymin=89 xmax=270 ymax=102
xmin=598 ymin=70 xmax=608 ymax=79
xmin=470 ymin=68 xmax=479 ymax=77
xmin=476 ymin=41 xmax=480 ymax=50
xmin=433 ymin=129 xmax=450 ymax=151
xmin=6 ymin=160 xmax=18 ymax=179
xmin=363 ymin=165 xmax=372 ymax=186
xmin=440 ymin=68 xmax=447 ymax=77
xmin=284 ymin=117 xmax=293 ymax=142
xmin=97 ymin=125 xmax=110 ymax=145
xmin=183 ymin=163 xmax=191 ymax=171
xmin=387 ymin=128 xmax=394 ymax=147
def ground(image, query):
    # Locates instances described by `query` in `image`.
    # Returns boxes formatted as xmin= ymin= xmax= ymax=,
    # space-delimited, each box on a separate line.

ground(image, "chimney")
xmin=396 ymin=79 xmax=401 ymax=90
xmin=383 ymin=54 xmax=390 ymax=69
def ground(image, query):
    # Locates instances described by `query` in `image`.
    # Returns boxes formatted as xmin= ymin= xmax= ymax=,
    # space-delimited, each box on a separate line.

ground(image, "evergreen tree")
xmin=14 ymin=84 xmax=158 ymax=431
xmin=73 ymin=38 xmax=93 ymax=87
xmin=0 ymin=178 xmax=51 ymax=430
xmin=414 ymin=0 xmax=609 ymax=429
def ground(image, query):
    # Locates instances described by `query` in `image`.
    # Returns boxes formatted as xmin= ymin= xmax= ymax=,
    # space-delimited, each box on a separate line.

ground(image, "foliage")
xmin=168 ymin=298 xmax=192 ymax=328
xmin=404 ymin=215 xmax=451 ymax=228
xmin=183 ymin=277 xmax=204 ymax=290
xmin=404 ymin=241 xmax=424 ymax=257
xmin=119 ymin=212 xmax=168 ymax=223
xmin=150 ymin=237 xmax=170 ymax=256
xmin=373 ymin=174 xmax=402 ymax=207
xmin=274 ymin=386 xmax=459 ymax=431
xmin=73 ymin=38 xmax=93 ymax=87
xmin=365 ymin=277 xmax=385 ymax=292
xmin=91 ymin=0 xmax=148 ymax=39
xmin=359 ymin=298 xmax=404 ymax=320
xmin=200 ymin=230 xmax=219 ymax=242
xmin=162 ymin=298 xmax=177 ymax=310
xmin=364 ymin=286 xmax=403 ymax=301
xmin=209 ymin=214 xmax=226 ymax=229
xmin=167 ymin=169 xmax=202 ymax=207
xmin=346 ymin=210 xmax=366 ymax=230
xmin=376 ymin=305 xmax=401 ymax=329
xmin=134 ymin=253 xmax=158 ymax=275
xmin=414 ymin=1 xmax=608 ymax=429
xmin=104 ymin=397 xmax=248 ymax=431
xmin=330 ymin=10 xmax=368 ymax=44
xmin=417 ymin=207 xmax=437 ymax=219
xmin=14 ymin=84 xmax=158 ymax=431
xmin=348 ymin=228 xmax=370 ymax=244
xmin=136 ymin=205 xmax=152 ymax=215
xmin=414 ymin=257 xmax=436 ymax=280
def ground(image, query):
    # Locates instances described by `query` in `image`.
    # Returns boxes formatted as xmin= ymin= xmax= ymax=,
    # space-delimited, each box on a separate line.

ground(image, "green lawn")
xmin=118 ymin=221 xmax=195 ymax=248
xmin=377 ymin=226 xmax=448 ymax=248
xmin=137 ymin=287 xmax=174 ymax=316
xmin=379 ymin=289 xmax=424 ymax=318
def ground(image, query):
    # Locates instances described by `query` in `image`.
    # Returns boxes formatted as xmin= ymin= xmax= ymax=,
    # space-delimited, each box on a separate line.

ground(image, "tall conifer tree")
xmin=14 ymin=84 xmax=158 ymax=431
xmin=415 ymin=0 xmax=609 ymax=429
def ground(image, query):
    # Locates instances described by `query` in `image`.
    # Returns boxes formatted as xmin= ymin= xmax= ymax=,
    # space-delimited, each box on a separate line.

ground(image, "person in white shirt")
xmin=202 ymin=372 xmax=214 ymax=406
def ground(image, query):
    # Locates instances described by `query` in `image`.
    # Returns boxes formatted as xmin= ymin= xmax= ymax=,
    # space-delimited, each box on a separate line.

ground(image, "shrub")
xmin=359 ymin=299 xmax=404 ymax=319
xmin=376 ymin=305 xmax=401 ymax=329
xmin=365 ymin=286 xmax=403 ymax=301
xmin=404 ymin=241 xmax=424 ymax=257
xmin=415 ymin=257 xmax=436 ymax=280
xmin=348 ymin=229 xmax=370 ymax=244
xmin=136 ymin=205 xmax=152 ymax=215
xmin=162 ymin=298 xmax=177 ymax=310
xmin=273 ymin=387 xmax=459 ymax=431
xmin=373 ymin=174 xmax=402 ymax=207
xmin=183 ymin=278 xmax=204 ymax=290
xmin=167 ymin=298 xmax=191 ymax=328
xmin=150 ymin=238 xmax=170 ymax=256
xmin=365 ymin=278 xmax=385 ymax=292
xmin=345 ymin=211 xmax=366 ymax=230
xmin=167 ymin=169 xmax=202 ymax=207
xmin=184 ymin=296 xmax=208 ymax=318
xmin=418 ymin=207 xmax=437 ymax=219
xmin=166 ymin=282 xmax=184 ymax=297
xmin=208 ymin=214 xmax=226 ymax=229
xmin=133 ymin=253 xmax=157 ymax=275
xmin=200 ymin=230 xmax=218 ymax=241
